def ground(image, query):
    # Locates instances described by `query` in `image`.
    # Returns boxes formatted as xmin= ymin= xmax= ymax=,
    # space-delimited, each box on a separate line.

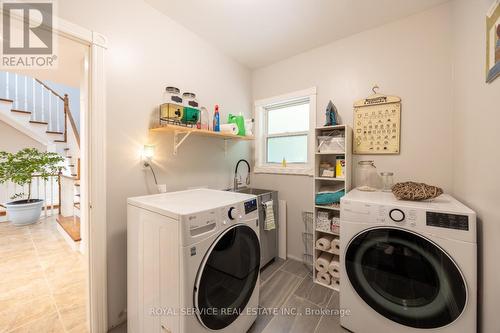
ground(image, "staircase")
xmin=0 ymin=71 xmax=82 ymax=251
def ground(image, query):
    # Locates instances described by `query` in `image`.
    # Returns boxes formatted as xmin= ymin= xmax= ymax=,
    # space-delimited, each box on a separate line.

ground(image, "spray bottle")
xmin=213 ymin=105 xmax=220 ymax=132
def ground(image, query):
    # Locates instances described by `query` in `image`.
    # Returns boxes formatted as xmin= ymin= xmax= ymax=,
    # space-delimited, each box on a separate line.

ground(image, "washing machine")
xmin=340 ymin=189 xmax=477 ymax=333
xmin=127 ymin=189 xmax=260 ymax=333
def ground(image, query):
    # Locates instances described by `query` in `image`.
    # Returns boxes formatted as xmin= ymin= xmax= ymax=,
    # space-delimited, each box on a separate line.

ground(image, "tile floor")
xmin=109 ymin=258 xmax=348 ymax=333
xmin=0 ymin=216 xmax=88 ymax=333
xmin=249 ymin=258 xmax=349 ymax=333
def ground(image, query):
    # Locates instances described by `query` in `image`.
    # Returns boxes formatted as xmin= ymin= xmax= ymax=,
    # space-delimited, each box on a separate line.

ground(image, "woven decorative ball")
xmin=392 ymin=182 xmax=443 ymax=201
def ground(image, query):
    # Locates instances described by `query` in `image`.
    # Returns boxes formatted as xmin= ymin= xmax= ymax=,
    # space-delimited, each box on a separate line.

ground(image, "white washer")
xmin=340 ymin=189 xmax=476 ymax=333
xmin=127 ymin=189 xmax=260 ymax=333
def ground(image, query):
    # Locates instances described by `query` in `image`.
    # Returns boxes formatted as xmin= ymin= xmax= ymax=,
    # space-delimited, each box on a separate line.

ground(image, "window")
xmin=254 ymin=88 xmax=316 ymax=175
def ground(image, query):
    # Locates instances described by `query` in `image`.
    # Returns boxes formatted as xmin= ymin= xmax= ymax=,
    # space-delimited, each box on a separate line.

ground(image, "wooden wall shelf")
xmin=150 ymin=124 xmax=254 ymax=155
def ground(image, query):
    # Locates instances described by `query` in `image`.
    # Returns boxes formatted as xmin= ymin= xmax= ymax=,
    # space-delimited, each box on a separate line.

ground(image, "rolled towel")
xmin=317 ymin=271 xmax=331 ymax=286
xmin=330 ymin=238 xmax=340 ymax=255
xmin=220 ymin=123 xmax=239 ymax=135
xmin=328 ymin=260 xmax=340 ymax=279
xmin=331 ymin=276 xmax=340 ymax=288
xmin=315 ymin=235 xmax=334 ymax=251
xmin=315 ymin=252 xmax=334 ymax=273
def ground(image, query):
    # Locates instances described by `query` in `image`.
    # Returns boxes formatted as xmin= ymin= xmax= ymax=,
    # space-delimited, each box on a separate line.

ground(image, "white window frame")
xmin=254 ymin=87 xmax=316 ymax=175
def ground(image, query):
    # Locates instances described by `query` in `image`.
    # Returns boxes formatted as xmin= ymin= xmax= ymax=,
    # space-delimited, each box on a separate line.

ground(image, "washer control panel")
xmin=244 ymin=199 xmax=258 ymax=214
xmin=376 ymin=205 xmax=418 ymax=227
xmin=389 ymin=209 xmax=405 ymax=222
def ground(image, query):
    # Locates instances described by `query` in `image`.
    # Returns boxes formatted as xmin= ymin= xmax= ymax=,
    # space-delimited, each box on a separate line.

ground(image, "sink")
xmin=233 ymin=187 xmax=272 ymax=196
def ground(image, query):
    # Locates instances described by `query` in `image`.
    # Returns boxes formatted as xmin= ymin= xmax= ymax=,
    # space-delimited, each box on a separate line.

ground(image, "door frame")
xmin=0 ymin=9 xmax=108 ymax=332
xmin=56 ymin=20 xmax=108 ymax=333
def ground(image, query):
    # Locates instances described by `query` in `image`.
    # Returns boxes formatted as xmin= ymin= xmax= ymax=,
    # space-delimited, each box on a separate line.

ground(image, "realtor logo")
xmin=1 ymin=1 xmax=57 ymax=68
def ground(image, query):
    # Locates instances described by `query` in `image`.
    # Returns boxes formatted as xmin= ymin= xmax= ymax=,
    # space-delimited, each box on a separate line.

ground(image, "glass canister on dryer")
xmin=381 ymin=172 xmax=395 ymax=192
xmin=356 ymin=161 xmax=380 ymax=191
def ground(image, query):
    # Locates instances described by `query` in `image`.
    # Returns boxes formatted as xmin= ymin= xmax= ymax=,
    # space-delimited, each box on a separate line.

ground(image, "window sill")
xmin=254 ymin=165 xmax=313 ymax=176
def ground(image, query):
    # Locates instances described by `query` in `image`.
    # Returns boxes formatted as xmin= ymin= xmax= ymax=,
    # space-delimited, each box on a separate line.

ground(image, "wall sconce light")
xmin=142 ymin=144 xmax=158 ymax=185
xmin=142 ymin=144 xmax=155 ymax=167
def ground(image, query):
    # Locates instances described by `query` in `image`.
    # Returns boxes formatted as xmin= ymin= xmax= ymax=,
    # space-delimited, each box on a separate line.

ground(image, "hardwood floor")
xmin=0 ymin=216 xmax=88 ymax=332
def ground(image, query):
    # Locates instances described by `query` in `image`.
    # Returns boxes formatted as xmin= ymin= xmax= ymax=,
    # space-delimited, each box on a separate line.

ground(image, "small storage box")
xmin=318 ymin=136 xmax=345 ymax=153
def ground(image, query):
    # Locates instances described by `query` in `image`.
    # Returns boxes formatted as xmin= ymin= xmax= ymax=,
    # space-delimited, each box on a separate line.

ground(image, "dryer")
xmin=127 ymin=189 xmax=260 ymax=333
xmin=340 ymin=189 xmax=477 ymax=333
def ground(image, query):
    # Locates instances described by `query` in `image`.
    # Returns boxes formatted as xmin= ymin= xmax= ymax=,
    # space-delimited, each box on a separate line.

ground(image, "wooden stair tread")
xmin=46 ymin=130 xmax=64 ymax=134
xmin=74 ymin=203 xmax=80 ymax=209
xmin=29 ymin=120 xmax=48 ymax=125
xmin=11 ymin=109 xmax=31 ymax=114
xmin=54 ymin=139 xmax=67 ymax=143
xmin=64 ymin=148 xmax=70 ymax=151
xmin=0 ymin=98 xmax=14 ymax=103
xmin=56 ymin=215 xmax=81 ymax=242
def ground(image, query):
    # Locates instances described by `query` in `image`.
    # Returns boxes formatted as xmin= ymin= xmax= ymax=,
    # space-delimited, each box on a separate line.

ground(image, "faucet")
xmin=234 ymin=159 xmax=251 ymax=191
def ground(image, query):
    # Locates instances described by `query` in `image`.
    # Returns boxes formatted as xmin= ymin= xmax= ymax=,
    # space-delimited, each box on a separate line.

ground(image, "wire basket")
xmin=302 ymin=211 xmax=314 ymax=233
xmin=302 ymin=211 xmax=314 ymax=274
xmin=302 ymin=232 xmax=313 ymax=255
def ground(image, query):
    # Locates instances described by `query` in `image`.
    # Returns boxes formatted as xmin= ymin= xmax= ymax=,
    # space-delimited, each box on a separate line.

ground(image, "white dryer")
xmin=340 ymin=189 xmax=477 ymax=333
xmin=127 ymin=189 xmax=260 ymax=333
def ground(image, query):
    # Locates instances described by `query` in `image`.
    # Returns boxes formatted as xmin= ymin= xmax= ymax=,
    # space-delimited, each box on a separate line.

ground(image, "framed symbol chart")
xmin=353 ymin=87 xmax=401 ymax=155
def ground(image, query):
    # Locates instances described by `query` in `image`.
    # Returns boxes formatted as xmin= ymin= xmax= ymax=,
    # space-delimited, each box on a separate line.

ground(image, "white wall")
xmin=451 ymin=1 xmax=500 ymax=332
xmin=57 ymin=0 xmax=252 ymax=328
xmin=251 ymin=3 xmax=454 ymax=260
xmin=0 ymin=120 xmax=45 ymax=152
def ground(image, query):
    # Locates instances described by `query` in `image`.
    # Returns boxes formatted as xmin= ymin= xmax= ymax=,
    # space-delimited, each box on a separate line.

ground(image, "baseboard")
xmin=286 ymin=254 xmax=302 ymax=262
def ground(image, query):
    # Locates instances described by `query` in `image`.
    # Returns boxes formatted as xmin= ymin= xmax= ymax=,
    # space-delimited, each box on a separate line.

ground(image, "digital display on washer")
xmin=244 ymin=199 xmax=257 ymax=214
xmin=426 ymin=212 xmax=469 ymax=231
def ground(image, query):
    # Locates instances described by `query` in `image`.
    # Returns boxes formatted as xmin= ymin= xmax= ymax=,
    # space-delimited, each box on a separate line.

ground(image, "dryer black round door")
xmin=195 ymin=224 xmax=260 ymax=330
xmin=345 ymin=228 xmax=467 ymax=329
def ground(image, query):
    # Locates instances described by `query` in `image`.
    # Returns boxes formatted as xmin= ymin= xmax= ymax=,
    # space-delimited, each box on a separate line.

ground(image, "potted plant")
xmin=0 ymin=148 xmax=64 ymax=226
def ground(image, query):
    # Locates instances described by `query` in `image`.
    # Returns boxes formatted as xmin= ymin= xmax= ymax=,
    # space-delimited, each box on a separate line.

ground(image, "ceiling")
xmin=145 ymin=0 xmax=449 ymax=69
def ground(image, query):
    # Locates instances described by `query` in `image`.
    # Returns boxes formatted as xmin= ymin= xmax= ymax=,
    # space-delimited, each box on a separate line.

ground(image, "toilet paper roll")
xmin=220 ymin=123 xmax=239 ymax=135
xmin=328 ymin=260 xmax=340 ymax=279
xmin=317 ymin=271 xmax=331 ymax=286
xmin=315 ymin=252 xmax=334 ymax=273
xmin=315 ymin=235 xmax=334 ymax=251
xmin=330 ymin=238 xmax=340 ymax=255
xmin=331 ymin=276 xmax=340 ymax=287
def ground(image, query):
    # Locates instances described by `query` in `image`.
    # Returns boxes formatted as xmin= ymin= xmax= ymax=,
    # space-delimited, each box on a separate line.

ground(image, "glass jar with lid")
xmin=381 ymin=172 xmax=395 ymax=192
xmin=356 ymin=161 xmax=380 ymax=191
xmin=165 ymin=86 xmax=182 ymax=104
xmin=182 ymin=92 xmax=199 ymax=108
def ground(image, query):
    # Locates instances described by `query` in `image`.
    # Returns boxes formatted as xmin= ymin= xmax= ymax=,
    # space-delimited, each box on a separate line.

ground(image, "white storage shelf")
xmin=312 ymin=124 xmax=352 ymax=292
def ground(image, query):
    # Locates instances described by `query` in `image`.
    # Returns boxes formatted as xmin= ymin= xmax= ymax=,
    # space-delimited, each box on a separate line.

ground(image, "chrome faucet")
xmin=234 ymin=159 xmax=251 ymax=191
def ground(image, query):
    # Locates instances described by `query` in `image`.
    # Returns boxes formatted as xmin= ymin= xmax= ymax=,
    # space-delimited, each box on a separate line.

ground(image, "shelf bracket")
xmin=173 ymin=130 xmax=192 ymax=155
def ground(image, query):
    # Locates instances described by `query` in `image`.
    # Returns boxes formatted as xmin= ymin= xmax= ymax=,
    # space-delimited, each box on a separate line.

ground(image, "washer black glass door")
xmin=345 ymin=228 xmax=467 ymax=329
xmin=195 ymin=224 xmax=260 ymax=330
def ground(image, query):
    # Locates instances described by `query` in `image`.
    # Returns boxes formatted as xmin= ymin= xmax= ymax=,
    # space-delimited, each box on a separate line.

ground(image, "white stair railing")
xmin=0 ymin=71 xmax=66 ymax=133
xmin=0 ymin=173 xmax=61 ymax=219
